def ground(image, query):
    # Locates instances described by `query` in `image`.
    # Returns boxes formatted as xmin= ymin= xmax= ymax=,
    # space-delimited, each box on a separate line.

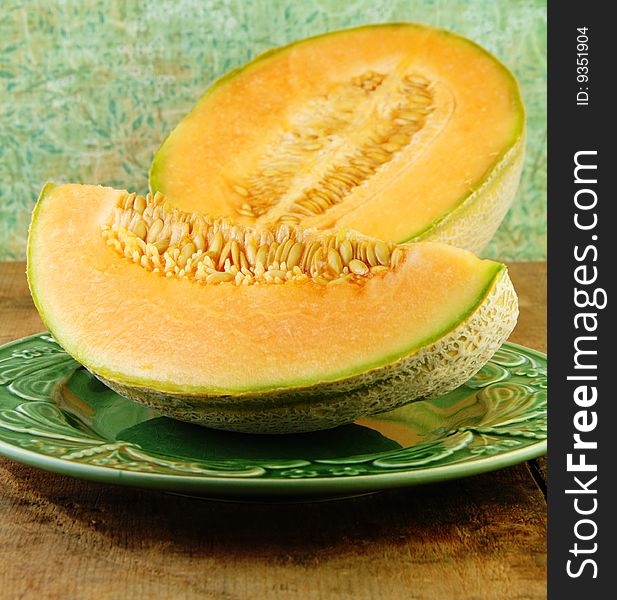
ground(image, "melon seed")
xmin=349 ymin=259 xmax=369 ymax=275
xmin=178 ymin=242 xmax=196 ymax=268
xmin=147 ymin=219 xmax=163 ymax=243
xmin=274 ymin=242 xmax=286 ymax=264
xmin=327 ymin=249 xmax=343 ymax=275
xmin=206 ymin=272 xmax=235 ymax=284
xmin=339 ymin=240 xmax=353 ymax=265
xmin=279 ymin=239 xmax=295 ymax=264
xmin=375 ymin=241 xmax=390 ymax=266
xmin=193 ymin=233 xmax=206 ymax=252
xmin=286 ymin=243 xmax=303 ymax=270
xmin=234 ymin=185 xmax=249 ymax=197
xmin=267 ymin=242 xmax=278 ymax=265
xmin=209 ymin=231 xmax=223 ymax=255
xmin=133 ymin=220 xmax=148 ymax=241
xmin=123 ymin=193 xmax=136 ymax=210
xmin=253 ymin=244 xmax=267 ymax=267
xmin=153 ymin=238 xmax=170 ymax=253
xmin=245 ymin=239 xmax=257 ymax=266
xmin=237 ymin=207 xmax=255 ymax=217
xmin=218 ymin=241 xmax=232 ymax=270
xmin=390 ymin=247 xmax=405 ymax=268
xmin=133 ymin=194 xmax=147 ymax=214
xmin=365 ymin=244 xmax=378 ymax=267
xmin=231 ymin=240 xmax=240 ymax=267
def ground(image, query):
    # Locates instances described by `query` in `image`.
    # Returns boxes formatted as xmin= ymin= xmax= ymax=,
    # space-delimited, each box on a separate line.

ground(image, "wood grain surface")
xmin=0 ymin=261 xmax=547 ymax=600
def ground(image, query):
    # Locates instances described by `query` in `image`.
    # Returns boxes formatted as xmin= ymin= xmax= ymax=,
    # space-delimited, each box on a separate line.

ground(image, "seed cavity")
xmin=231 ymin=71 xmax=435 ymax=224
xmin=102 ymin=192 xmax=404 ymax=286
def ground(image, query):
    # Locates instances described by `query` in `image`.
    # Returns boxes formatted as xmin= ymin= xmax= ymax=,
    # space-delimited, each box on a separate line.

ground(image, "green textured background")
xmin=0 ymin=0 xmax=546 ymax=261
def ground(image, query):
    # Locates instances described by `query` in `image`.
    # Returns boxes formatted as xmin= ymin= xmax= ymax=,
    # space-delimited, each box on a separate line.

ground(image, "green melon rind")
xmin=97 ymin=269 xmax=517 ymax=434
xmin=149 ymin=22 xmax=525 ymax=252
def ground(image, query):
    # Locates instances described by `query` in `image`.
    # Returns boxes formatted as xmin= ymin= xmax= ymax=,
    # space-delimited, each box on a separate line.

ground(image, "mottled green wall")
xmin=0 ymin=0 xmax=546 ymax=260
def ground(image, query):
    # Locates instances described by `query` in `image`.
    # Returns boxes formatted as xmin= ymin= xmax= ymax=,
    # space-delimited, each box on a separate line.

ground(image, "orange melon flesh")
xmin=27 ymin=184 xmax=504 ymax=396
xmin=150 ymin=23 xmax=525 ymax=247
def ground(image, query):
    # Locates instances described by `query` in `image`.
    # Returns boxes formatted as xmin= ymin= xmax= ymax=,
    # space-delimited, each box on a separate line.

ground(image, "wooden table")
xmin=0 ymin=261 xmax=546 ymax=600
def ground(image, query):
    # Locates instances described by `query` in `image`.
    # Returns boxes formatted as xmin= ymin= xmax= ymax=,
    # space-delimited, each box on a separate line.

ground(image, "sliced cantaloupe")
xmin=150 ymin=23 xmax=525 ymax=253
xmin=27 ymin=183 xmax=518 ymax=433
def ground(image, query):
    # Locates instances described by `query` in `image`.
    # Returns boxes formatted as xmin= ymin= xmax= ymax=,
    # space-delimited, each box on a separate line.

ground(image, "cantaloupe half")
xmin=150 ymin=23 xmax=525 ymax=253
xmin=27 ymin=184 xmax=518 ymax=433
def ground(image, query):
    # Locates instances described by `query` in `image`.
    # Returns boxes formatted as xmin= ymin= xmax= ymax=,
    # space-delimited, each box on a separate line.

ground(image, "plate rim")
xmin=0 ymin=333 xmax=547 ymax=495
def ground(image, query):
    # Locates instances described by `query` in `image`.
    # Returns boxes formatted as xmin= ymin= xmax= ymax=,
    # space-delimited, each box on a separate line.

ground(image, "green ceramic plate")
xmin=0 ymin=334 xmax=546 ymax=500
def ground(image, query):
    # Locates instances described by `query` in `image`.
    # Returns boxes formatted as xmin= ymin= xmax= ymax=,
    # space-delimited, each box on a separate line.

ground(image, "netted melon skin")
xmin=418 ymin=137 xmax=525 ymax=254
xmin=99 ymin=270 xmax=517 ymax=434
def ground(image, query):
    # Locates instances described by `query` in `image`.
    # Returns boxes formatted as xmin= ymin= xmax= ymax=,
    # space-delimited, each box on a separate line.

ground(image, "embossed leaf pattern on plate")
xmin=0 ymin=334 xmax=546 ymax=481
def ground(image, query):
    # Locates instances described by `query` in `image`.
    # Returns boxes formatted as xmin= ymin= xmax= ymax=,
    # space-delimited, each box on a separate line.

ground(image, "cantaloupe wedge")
xmin=150 ymin=23 xmax=525 ymax=252
xmin=27 ymin=184 xmax=518 ymax=433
